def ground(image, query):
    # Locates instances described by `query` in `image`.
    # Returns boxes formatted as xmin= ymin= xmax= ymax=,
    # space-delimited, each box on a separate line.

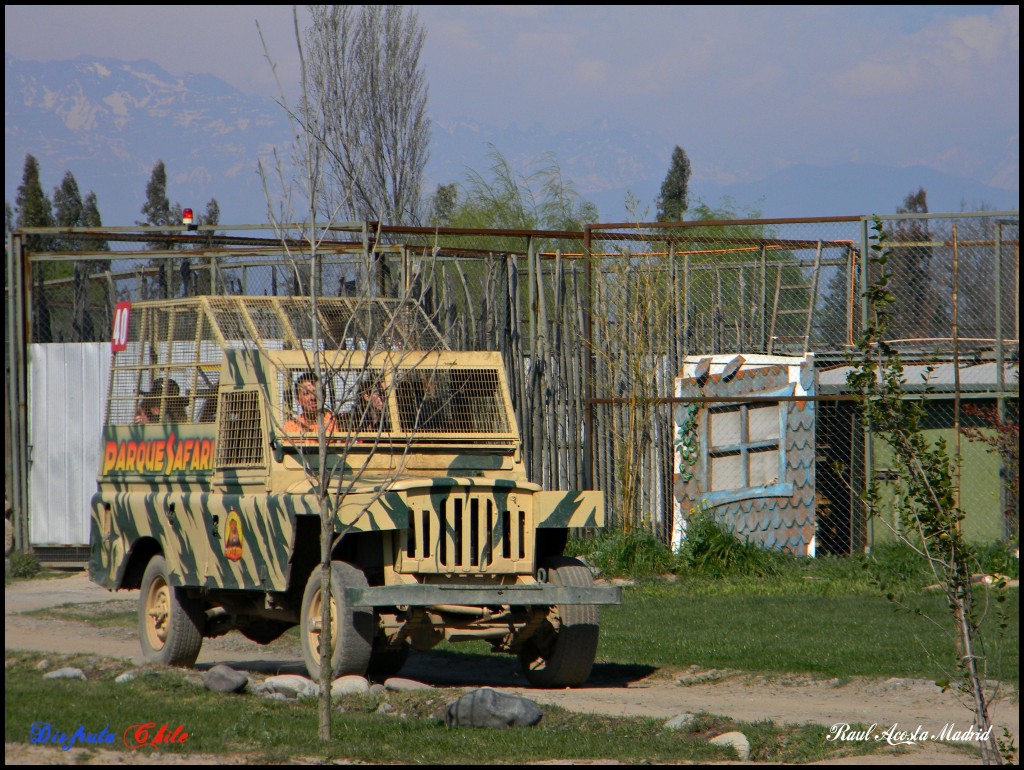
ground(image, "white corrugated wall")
xmin=29 ymin=343 xmax=111 ymax=546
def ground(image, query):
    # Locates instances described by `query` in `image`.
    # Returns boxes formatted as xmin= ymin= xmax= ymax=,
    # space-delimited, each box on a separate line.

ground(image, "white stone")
xmin=710 ymin=731 xmax=750 ymax=761
xmin=331 ymin=675 xmax=370 ymax=696
xmin=384 ymin=677 xmax=433 ymax=692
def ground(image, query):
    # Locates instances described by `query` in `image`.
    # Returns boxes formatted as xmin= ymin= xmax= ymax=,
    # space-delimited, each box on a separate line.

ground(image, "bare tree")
xmin=302 ymin=5 xmax=430 ymax=225
xmin=257 ymin=18 xmax=616 ymax=744
xmin=257 ymin=9 xmax=442 ymax=740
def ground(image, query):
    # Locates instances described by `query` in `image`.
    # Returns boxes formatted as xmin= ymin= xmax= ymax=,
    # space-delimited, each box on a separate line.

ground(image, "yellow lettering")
xmin=172 ymin=439 xmax=185 ymax=474
xmin=199 ymin=440 xmax=213 ymax=469
xmin=145 ymin=442 xmax=161 ymax=473
xmin=164 ymin=436 xmax=176 ymax=473
xmin=103 ymin=442 xmax=117 ymax=475
xmin=153 ymin=442 xmax=166 ymax=472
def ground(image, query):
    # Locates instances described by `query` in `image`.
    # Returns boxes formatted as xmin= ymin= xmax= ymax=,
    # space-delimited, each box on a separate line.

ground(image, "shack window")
xmin=708 ymin=403 xmax=783 ymax=492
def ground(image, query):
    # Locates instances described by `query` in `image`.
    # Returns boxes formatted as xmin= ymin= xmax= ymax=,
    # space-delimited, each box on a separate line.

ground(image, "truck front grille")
xmin=400 ymin=490 xmax=533 ymax=574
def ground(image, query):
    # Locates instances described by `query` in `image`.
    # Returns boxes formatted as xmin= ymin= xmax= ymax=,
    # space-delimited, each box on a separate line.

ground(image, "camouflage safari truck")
xmin=90 ymin=296 xmax=620 ymax=687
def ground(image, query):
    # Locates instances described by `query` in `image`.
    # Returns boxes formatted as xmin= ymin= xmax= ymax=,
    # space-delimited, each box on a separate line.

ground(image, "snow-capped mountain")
xmin=5 ymin=54 xmax=1018 ymax=227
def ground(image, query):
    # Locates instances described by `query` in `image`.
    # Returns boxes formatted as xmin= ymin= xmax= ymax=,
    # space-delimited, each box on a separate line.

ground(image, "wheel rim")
xmin=144 ymin=576 xmax=171 ymax=651
xmin=306 ymin=585 xmax=337 ymax=666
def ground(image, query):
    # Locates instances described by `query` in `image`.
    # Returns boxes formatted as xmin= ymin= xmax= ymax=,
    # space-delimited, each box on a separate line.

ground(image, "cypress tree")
xmin=140 ymin=160 xmax=174 ymax=297
xmin=889 ymin=187 xmax=944 ymax=338
xmin=15 ymin=154 xmax=54 ymax=241
xmin=82 ymin=192 xmax=106 ymax=231
xmin=140 ymin=160 xmax=172 ymax=227
xmin=82 ymin=190 xmax=112 ymax=339
xmin=656 ymin=146 xmax=691 ymax=222
xmin=53 ymin=170 xmax=89 ymax=340
xmin=53 ymin=171 xmax=84 ymax=229
xmin=15 ymin=154 xmax=55 ymax=341
xmin=202 ymin=197 xmax=220 ymax=227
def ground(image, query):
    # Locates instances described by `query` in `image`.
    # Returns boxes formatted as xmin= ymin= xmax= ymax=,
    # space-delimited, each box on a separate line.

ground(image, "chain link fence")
xmin=7 ymin=213 xmax=1019 ymax=556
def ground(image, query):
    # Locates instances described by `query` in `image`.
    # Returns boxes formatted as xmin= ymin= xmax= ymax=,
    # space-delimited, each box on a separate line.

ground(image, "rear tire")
xmin=300 ymin=561 xmax=374 ymax=680
xmin=518 ymin=556 xmax=600 ymax=687
xmin=138 ymin=555 xmax=204 ymax=667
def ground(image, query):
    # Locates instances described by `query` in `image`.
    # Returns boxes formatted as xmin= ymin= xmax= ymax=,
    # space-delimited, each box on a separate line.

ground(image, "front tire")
xmin=300 ymin=561 xmax=374 ymax=680
xmin=518 ymin=556 xmax=600 ymax=687
xmin=138 ymin=555 xmax=204 ymax=667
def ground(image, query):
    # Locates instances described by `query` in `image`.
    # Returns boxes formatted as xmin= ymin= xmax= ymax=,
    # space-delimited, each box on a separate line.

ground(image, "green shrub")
xmin=854 ymin=541 xmax=1018 ymax=591
xmin=855 ymin=541 xmax=935 ymax=589
xmin=972 ymin=541 xmax=1019 ymax=580
xmin=566 ymin=528 xmax=676 ymax=578
xmin=571 ymin=517 xmax=1017 ymax=588
xmin=8 ymin=550 xmax=41 ymax=579
xmin=678 ymin=512 xmax=788 ymax=578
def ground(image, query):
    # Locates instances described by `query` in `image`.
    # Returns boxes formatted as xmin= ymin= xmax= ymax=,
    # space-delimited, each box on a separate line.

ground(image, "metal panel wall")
xmin=28 ymin=343 xmax=111 ymax=546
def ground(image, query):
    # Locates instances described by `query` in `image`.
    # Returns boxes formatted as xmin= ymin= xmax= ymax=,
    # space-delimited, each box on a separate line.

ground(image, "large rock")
xmin=445 ymin=688 xmax=542 ymax=728
xmin=202 ymin=664 xmax=249 ymax=693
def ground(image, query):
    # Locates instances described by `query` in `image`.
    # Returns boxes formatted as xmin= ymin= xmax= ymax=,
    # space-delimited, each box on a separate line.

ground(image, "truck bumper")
xmin=344 ymin=583 xmax=622 ymax=607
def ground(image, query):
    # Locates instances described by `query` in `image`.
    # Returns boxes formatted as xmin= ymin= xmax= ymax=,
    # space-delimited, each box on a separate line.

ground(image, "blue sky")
xmin=5 ymin=5 xmax=1019 ymax=196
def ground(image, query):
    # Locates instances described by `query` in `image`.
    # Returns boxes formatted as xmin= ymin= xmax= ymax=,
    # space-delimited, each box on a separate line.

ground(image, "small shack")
xmin=673 ymin=353 xmax=1018 ymax=555
xmin=673 ymin=354 xmax=817 ymax=555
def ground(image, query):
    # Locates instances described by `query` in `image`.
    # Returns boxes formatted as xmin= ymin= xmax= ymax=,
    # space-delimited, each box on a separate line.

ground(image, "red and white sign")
xmin=111 ymin=302 xmax=131 ymax=352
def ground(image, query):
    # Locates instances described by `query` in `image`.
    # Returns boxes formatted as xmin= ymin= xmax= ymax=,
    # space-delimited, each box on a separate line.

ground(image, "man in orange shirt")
xmin=283 ymin=372 xmax=336 ymax=434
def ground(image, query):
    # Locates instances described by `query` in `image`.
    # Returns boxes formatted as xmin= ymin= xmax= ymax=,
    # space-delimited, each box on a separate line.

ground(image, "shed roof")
xmin=817 ymin=361 xmax=1019 ymax=395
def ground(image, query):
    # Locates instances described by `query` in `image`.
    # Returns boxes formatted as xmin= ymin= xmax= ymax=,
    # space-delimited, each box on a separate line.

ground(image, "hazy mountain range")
xmin=5 ymin=54 xmax=1019 ymax=228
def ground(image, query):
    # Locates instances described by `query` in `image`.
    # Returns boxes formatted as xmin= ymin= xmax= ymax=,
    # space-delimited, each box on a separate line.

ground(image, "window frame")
xmin=699 ymin=385 xmax=794 ymax=506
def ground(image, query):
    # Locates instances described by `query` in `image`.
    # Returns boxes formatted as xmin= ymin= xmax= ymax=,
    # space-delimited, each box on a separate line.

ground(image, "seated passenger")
xmin=352 ymin=378 xmax=388 ymax=433
xmin=283 ymin=372 xmax=336 ymax=434
xmin=135 ymin=378 xmax=184 ymax=424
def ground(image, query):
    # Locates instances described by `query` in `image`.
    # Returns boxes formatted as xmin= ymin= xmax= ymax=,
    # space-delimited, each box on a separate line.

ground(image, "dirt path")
xmin=5 ymin=571 xmax=1018 ymax=765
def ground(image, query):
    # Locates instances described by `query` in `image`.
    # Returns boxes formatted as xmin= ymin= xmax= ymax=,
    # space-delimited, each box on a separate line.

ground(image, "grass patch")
xmin=29 ymin=584 xmax=1018 ymax=685
xmin=8 ymin=541 xmax=1013 ymax=763
xmin=16 ymin=539 xmax=1018 ymax=688
xmin=570 ymin=526 xmax=1018 ymax=685
xmin=26 ymin=601 xmax=137 ymax=629
xmin=600 ymin=582 xmax=1019 ymax=683
xmin=2 ymin=652 xmax=887 ymax=764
